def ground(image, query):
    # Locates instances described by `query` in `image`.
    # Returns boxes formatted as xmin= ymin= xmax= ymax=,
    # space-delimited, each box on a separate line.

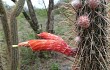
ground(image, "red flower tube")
xmin=18 ymin=40 xmax=78 ymax=56
xmin=37 ymin=32 xmax=64 ymax=41
xmin=37 ymin=32 xmax=68 ymax=46
xmin=18 ymin=32 xmax=78 ymax=57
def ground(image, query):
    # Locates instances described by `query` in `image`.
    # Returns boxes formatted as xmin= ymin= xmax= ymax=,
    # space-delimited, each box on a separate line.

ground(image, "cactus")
xmin=72 ymin=0 xmax=109 ymax=70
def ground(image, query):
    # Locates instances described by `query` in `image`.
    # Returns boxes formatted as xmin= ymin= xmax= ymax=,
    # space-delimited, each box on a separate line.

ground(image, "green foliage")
xmin=17 ymin=13 xmax=25 ymax=19
xmin=35 ymin=9 xmax=47 ymax=17
xmin=54 ymin=8 xmax=66 ymax=15
xmin=17 ymin=9 xmax=47 ymax=19
xmin=21 ymin=47 xmax=36 ymax=65
xmin=55 ymin=24 xmax=70 ymax=35
xmin=28 ymin=33 xmax=35 ymax=39
xmin=55 ymin=26 xmax=65 ymax=35
xmin=50 ymin=63 xmax=60 ymax=70
xmin=59 ymin=0 xmax=69 ymax=3
xmin=40 ymin=51 xmax=52 ymax=59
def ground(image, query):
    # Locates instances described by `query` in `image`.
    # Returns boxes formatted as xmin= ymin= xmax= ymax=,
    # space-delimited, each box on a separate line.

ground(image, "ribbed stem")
xmin=75 ymin=0 xmax=108 ymax=70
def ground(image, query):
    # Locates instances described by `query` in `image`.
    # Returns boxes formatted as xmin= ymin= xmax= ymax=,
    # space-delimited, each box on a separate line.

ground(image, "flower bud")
xmin=87 ymin=0 xmax=100 ymax=9
xmin=74 ymin=36 xmax=81 ymax=43
xmin=77 ymin=15 xmax=90 ymax=28
xmin=71 ymin=0 xmax=82 ymax=9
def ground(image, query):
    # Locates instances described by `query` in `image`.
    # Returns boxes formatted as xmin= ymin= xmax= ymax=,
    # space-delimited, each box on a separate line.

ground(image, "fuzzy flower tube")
xmin=17 ymin=32 xmax=78 ymax=57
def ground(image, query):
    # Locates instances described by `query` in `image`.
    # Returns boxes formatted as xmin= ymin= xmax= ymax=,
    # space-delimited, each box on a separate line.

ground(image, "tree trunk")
xmin=0 ymin=57 xmax=3 ymax=70
xmin=0 ymin=0 xmax=12 ymax=70
xmin=0 ymin=43 xmax=11 ymax=70
xmin=9 ymin=0 xmax=25 ymax=70
xmin=46 ymin=0 xmax=54 ymax=33
xmin=74 ymin=0 xmax=108 ymax=70
xmin=0 ymin=0 xmax=12 ymax=55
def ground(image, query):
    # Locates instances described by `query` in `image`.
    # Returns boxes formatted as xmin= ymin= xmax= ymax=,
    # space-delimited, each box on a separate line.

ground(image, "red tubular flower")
xmin=18 ymin=40 xmax=77 ymax=56
xmin=18 ymin=32 xmax=78 ymax=57
xmin=37 ymin=32 xmax=69 ymax=47
xmin=37 ymin=32 xmax=64 ymax=41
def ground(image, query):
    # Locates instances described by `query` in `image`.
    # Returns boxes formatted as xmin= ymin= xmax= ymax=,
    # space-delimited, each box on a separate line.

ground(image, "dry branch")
xmin=26 ymin=0 xmax=39 ymax=33
xmin=46 ymin=0 xmax=54 ymax=33
xmin=0 ymin=0 xmax=12 ymax=70
xmin=9 ymin=0 xmax=25 ymax=70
